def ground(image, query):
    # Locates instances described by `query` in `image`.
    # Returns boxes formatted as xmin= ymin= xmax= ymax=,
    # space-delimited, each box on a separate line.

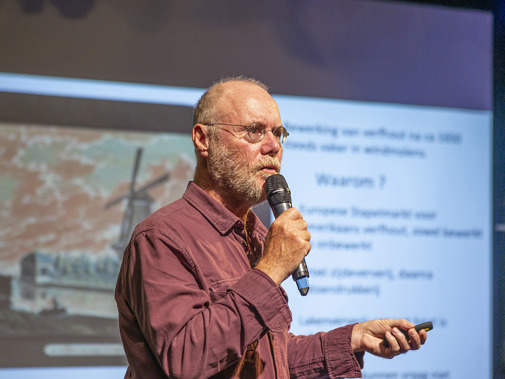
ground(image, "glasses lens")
xmin=272 ymin=126 xmax=288 ymax=144
xmin=245 ymin=124 xmax=289 ymax=144
xmin=246 ymin=124 xmax=264 ymax=142
xmin=281 ymin=128 xmax=289 ymax=143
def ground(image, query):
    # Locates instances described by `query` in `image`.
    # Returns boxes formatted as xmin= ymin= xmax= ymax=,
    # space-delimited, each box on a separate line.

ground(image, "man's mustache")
xmin=253 ymin=157 xmax=281 ymax=173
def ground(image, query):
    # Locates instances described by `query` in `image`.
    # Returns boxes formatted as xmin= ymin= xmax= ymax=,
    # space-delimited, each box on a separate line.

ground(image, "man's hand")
xmin=255 ymin=207 xmax=311 ymax=285
xmin=351 ymin=318 xmax=428 ymax=359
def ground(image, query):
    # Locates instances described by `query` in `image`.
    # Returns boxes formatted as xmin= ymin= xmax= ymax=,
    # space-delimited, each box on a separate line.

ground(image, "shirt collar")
xmin=183 ymin=182 xmax=268 ymax=238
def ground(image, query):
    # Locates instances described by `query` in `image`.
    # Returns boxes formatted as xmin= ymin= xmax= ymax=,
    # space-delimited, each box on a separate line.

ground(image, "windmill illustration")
xmin=105 ymin=147 xmax=169 ymax=259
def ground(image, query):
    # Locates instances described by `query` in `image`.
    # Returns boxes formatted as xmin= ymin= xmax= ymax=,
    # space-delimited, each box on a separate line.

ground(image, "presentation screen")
xmin=0 ymin=0 xmax=493 ymax=378
xmin=0 ymin=77 xmax=493 ymax=379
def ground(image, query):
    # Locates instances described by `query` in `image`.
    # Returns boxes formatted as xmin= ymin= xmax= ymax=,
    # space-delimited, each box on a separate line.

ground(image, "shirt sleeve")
xmin=115 ymin=228 xmax=292 ymax=378
xmin=287 ymin=324 xmax=364 ymax=378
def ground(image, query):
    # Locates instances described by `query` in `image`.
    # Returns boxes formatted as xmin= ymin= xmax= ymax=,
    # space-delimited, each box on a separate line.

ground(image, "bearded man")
xmin=115 ymin=77 xmax=427 ymax=378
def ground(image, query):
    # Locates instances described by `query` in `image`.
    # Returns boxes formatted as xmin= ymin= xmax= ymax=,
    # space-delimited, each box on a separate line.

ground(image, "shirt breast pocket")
xmin=208 ymin=277 xmax=240 ymax=303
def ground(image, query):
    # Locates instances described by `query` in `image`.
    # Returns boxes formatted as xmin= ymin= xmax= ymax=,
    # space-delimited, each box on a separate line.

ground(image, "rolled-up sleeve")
xmin=287 ymin=324 xmax=363 ymax=378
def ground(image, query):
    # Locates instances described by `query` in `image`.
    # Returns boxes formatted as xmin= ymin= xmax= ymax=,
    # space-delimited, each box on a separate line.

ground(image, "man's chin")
xmin=258 ymin=170 xmax=279 ymax=182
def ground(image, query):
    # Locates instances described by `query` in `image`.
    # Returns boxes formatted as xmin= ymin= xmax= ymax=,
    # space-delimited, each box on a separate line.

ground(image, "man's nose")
xmin=260 ymin=129 xmax=281 ymax=154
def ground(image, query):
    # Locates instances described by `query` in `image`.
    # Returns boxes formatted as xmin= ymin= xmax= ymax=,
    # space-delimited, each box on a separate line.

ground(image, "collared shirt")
xmin=115 ymin=182 xmax=363 ymax=378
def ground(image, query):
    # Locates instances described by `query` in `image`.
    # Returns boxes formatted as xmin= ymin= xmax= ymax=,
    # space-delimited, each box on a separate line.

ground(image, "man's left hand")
xmin=351 ymin=318 xmax=427 ymax=359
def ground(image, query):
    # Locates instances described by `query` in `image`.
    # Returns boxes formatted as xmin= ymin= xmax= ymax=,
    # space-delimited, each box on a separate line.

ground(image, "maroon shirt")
xmin=115 ymin=182 xmax=363 ymax=378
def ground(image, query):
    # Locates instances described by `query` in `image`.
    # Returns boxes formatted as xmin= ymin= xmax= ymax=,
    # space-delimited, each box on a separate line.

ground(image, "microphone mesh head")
xmin=265 ymin=174 xmax=287 ymax=194
xmin=265 ymin=174 xmax=291 ymax=206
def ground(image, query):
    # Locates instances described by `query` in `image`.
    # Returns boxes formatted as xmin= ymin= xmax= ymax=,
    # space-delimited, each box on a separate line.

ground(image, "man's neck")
xmin=193 ymin=177 xmax=253 ymax=222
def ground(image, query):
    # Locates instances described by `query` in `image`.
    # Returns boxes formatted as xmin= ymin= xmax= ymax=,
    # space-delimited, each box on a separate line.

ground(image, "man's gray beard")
xmin=207 ymin=136 xmax=280 ymax=206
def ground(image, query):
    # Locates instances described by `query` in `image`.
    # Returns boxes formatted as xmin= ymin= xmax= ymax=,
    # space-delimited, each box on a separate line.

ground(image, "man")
xmin=115 ymin=77 xmax=427 ymax=378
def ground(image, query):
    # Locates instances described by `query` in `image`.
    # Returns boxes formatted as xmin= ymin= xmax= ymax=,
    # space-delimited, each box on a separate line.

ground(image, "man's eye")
xmin=273 ymin=127 xmax=283 ymax=138
xmin=248 ymin=124 xmax=262 ymax=135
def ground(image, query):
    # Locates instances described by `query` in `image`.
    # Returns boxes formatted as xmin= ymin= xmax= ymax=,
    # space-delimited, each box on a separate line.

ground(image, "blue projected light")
xmin=0 ymin=73 xmax=203 ymax=106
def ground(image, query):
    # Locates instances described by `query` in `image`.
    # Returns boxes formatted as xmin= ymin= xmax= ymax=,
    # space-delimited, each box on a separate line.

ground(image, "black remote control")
xmin=383 ymin=321 xmax=433 ymax=348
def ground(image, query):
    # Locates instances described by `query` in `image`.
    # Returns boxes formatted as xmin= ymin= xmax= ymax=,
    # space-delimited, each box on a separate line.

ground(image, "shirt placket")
xmin=269 ymin=330 xmax=290 ymax=378
xmin=233 ymin=221 xmax=258 ymax=268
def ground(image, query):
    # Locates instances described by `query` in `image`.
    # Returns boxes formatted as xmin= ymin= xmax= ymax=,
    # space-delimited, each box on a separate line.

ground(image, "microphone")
xmin=265 ymin=174 xmax=310 ymax=296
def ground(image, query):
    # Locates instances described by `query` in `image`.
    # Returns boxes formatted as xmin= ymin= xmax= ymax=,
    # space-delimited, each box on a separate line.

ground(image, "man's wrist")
xmin=254 ymin=261 xmax=283 ymax=285
xmin=350 ymin=322 xmax=364 ymax=352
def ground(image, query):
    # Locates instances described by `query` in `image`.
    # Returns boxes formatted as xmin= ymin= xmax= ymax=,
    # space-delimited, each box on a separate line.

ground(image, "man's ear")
xmin=193 ymin=123 xmax=210 ymax=158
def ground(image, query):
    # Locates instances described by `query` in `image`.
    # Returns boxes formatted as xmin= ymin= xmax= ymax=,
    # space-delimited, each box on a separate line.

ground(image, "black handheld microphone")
xmin=265 ymin=174 xmax=310 ymax=296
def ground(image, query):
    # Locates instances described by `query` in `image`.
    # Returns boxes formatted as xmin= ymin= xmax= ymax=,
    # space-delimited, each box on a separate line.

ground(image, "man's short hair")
xmin=192 ymin=76 xmax=269 ymax=127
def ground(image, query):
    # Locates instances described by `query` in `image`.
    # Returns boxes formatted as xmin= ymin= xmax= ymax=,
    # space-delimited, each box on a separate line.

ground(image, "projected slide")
xmin=276 ymin=96 xmax=492 ymax=378
xmin=0 ymin=77 xmax=492 ymax=379
xmin=0 ymin=123 xmax=195 ymax=368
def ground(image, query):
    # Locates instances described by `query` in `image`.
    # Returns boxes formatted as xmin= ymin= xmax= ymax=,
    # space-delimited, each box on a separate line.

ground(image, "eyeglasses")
xmin=204 ymin=122 xmax=289 ymax=144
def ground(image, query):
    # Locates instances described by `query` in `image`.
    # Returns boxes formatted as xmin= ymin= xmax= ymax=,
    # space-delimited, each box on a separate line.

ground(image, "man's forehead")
xmin=215 ymin=82 xmax=280 ymax=121
xmin=217 ymin=81 xmax=268 ymax=100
